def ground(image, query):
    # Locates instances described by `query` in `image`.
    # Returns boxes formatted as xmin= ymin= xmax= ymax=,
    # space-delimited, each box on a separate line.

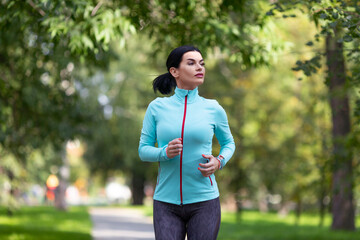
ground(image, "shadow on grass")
xmin=219 ymin=217 xmax=359 ymax=240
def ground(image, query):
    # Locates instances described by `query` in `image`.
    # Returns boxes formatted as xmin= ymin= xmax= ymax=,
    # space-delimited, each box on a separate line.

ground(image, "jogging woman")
xmin=138 ymin=45 xmax=235 ymax=240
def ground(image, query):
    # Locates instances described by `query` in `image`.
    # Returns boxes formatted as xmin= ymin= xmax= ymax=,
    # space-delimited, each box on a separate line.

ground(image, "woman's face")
xmin=170 ymin=51 xmax=205 ymax=90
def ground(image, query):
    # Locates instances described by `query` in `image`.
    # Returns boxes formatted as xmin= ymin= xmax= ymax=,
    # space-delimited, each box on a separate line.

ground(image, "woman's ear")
xmin=169 ymin=67 xmax=179 ymax=78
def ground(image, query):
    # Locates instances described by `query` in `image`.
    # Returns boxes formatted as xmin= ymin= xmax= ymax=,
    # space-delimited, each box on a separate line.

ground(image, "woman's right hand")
xmin=166 ymin=138 xmax=183 ymax=158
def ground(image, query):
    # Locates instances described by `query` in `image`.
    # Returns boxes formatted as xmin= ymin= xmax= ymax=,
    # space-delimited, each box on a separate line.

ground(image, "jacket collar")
xmin=174 ymin=87 xmax=199 ymax=104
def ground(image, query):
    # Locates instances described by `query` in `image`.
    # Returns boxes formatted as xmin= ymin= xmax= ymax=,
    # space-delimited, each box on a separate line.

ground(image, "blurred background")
xmin=0 ymin=0 xmax=359 ymax=237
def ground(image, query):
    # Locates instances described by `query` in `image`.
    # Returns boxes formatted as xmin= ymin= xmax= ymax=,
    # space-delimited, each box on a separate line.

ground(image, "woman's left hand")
xmin=198 ymin=154 xmax=220 ymax=177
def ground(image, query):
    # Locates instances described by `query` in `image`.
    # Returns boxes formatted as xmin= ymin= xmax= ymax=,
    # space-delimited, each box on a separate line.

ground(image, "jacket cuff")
xmin=160 ymin=145 xmax=170 ymax=161
xmin=216 ymin=155 xmax=225 ymax=170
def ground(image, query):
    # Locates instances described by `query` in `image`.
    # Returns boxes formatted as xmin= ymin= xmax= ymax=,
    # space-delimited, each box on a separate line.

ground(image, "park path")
xmin=89 ymin=207 xmax=155 ymax=240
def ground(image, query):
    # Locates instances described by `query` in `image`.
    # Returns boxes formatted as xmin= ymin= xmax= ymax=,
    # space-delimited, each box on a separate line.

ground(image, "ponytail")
xmin=153 ymin=72 xmax=177 ymax=95
xmin=153 ymin=45 xmax=201 ymax=95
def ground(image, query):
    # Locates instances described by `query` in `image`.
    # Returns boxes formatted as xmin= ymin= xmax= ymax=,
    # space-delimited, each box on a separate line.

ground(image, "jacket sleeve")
xmin=214 ymin=101 xmax=235 ymax=169
xmin=138 ymin=101 xmax=170 ymax=162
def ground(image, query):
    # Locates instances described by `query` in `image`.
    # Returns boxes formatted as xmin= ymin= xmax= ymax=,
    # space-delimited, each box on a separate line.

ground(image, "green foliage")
xmin=0 ymin=1 xmax=106 ymax=160
xmin=0 ymin=0 xmax=130 ymax=210
xmin=0 ymin=206 xmax=92 ymax=240
xmin=0 ymin=153 xmax=23 ymax=213
xmin=1 ymin=0 xmax=358 ymax=219
xmin=266 ymin=0 xmax=360 ymax=229
xmin=123 ymin=0 xmax=283 ymax=67
xmin=81 ymin=36 xmax=157 ymax=183
xmin=40 ymin=1 xmax=136 ymax=55
xmin=292 ymin=55 xmax=322 ymax=78
xmin=355 ymin=99 xmax=360 ymax=124
xmin=267 ymin=0 xmax=360 ymax=80
xmin=196 ymin=12 xmax=335 ymax=216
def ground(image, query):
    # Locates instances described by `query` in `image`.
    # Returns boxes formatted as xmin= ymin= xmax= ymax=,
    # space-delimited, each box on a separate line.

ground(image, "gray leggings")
xmin=153 ymin=197 xmax=221 ymax=240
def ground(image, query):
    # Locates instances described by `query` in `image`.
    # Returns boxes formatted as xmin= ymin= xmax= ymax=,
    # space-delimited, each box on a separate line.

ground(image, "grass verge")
xmin=110 ymin=206 xmax=360 ymax=240
xmin=3 ymin=204 xmax=358 ymax=240
xmin=219 ymin=210 xmax=360 ymax=240
xmin=0 ymin=206 xmax=92 ymax=240
xmin=124 ymin=205 xmax=360 ymax=240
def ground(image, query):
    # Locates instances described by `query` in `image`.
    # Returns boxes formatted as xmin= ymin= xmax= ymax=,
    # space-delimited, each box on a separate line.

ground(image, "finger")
xmin=171 ymin=144 xmax=183 ymax=149
xmin=169 ymin=138 xmax=182 ymax=144
xmin=169 ymin=151 xmax=181 ymax=158
xmin=202 ymin=154 xmax=212 ymax=160
xmin=169 ymin=145 xmax=181 ymax=151
xmin=171 ymin=146 xmax=182 ymax=152
xmin=200 ymin=163 xmax=216 ymax=172
xmin=168 ymin=150 xmax=181 ymax=156
xmin=198 ymin=167 xmax=211 ymax=177
xmin=199 ymin=162 xmax=211 ymax=168
xmin=198 ymin=167 xmax=207 ymax=176
xmin=198 ymin=165 xmax=212 ymax=174
xmin=169 ymin=145 xmax=182 ymax=152
xmin=170 ymin=141 xmax=182 ymax=146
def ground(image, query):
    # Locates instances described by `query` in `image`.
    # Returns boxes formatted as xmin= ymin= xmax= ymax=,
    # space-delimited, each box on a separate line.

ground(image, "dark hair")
xmin=153 ymin=45 xmax=201 ymax=94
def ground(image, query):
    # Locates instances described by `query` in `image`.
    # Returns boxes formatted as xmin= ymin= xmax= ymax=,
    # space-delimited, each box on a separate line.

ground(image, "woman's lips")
xmin=195 ymin=73 xmax=204 ymax=77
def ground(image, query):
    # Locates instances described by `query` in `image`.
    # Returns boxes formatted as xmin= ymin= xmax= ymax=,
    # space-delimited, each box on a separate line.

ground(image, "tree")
xmin=267 ymin=0 xmax=360 ymax=230
xmin=0 ymin=0 xmax=136 ymax=210
xmin=81 ymin=36 xmax=158 ymax=205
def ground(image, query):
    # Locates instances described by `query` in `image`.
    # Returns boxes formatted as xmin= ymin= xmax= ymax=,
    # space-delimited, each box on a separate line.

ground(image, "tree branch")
xmin=28 ymin=0 xmax=45 ymax=16
xmin=91 ymin=1 xmax=103 ymax=16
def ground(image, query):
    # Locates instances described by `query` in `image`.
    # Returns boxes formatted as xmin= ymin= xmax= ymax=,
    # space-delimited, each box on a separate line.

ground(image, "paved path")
xmin=89 ymin=207 xmax=155 ymax=240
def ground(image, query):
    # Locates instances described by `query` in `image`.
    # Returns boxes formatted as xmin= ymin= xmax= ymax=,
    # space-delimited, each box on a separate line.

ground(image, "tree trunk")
xmin=318 ymin=136 xmax=329 ymax=227
xmin=318 ymin=166 xmax=327 ymax=227
xmin=55 ymin=146 xmax=69 ymax=211
xmin=235 ymin=190 xmax=243 ymax=222
xmin=131 ymin=171 xmax=145 ymax=205
xmin=6 ymin=169 xmax=15 ymax=216
xmin=294 ymin=190 xmax=302 ymax=225
xmin=54 ymin=179 xmax=67 ymax=211
xmin=326 ymin=33 xmax=355 ymax=231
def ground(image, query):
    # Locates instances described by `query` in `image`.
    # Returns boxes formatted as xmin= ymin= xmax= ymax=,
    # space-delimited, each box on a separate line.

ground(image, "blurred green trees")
xmin=199 ymin=12 xmax=333 ymax=224
xmin=0 ymin=0 xmax=359 ymax=232
xmin=0 ymin=0 xmax=137 ymax=212
xmin=80 ymin=36 xmax=158 ymax=204
xmin=267 ymin=0 xmax=360 ymax=230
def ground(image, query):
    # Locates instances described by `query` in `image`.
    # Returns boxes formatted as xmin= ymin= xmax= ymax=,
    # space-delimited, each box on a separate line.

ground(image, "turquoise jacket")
xmin=138 ymin=87 xmax=235 ymax=205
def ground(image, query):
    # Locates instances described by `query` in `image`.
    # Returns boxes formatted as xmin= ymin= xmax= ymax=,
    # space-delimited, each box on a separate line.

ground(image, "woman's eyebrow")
xmin=186 ymin=58 xmax=204 ymax=62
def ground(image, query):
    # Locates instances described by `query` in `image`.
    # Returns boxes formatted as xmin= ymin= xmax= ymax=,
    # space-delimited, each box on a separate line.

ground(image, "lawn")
xmin=219 ymin=210 xmax=360 ymax=240
xmin=0 ymin=206 xmax=92 ymax=240
xmin=135 ymin=204 xmax=360 ymax=240
xmin=1 ymin=205 xmax=359 ymax=240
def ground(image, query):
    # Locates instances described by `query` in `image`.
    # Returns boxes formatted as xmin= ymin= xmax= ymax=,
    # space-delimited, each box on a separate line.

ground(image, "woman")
xmin=138 ymin=45 xmax=235 ymax=240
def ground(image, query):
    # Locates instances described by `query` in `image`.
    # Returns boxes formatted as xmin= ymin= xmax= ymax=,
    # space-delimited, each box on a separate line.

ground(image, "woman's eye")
xmin=187 ymin=62 xmax=205 ymax=66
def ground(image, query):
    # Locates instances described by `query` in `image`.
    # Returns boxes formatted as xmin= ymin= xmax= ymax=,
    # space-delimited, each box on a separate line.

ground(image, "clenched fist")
xmin=166 ymin=138 xmax=183 ymax=159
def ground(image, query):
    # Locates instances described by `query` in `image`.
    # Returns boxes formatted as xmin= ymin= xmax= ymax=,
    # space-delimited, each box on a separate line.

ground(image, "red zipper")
xmin=180 ymin=95 xmax=188 ymax=205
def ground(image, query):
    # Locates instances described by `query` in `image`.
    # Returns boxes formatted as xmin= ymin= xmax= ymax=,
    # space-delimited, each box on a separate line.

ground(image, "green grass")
xmin=128 ymin=205 xmax=360 ymax=240
xmin=1 ymin=204 xmax=358 ymax=240
xmin=0 ymin=206 xmax=92 ymax=240
xmin=219 ymin=210 xmax=360 ymax=240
